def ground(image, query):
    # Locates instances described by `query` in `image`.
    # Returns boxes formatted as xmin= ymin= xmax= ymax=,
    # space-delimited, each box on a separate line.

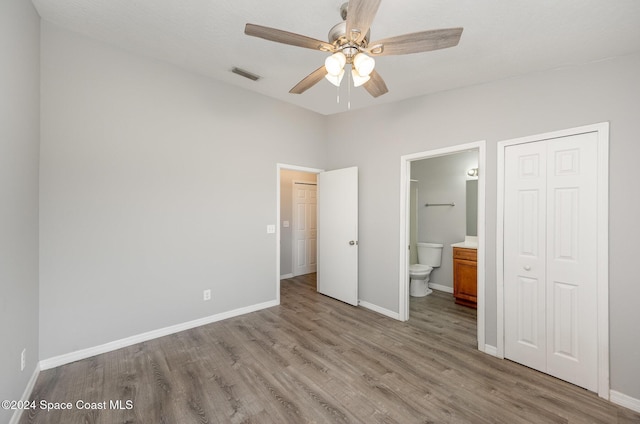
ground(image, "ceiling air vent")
xmin=231 ymin=67 xmax=260 ymax=81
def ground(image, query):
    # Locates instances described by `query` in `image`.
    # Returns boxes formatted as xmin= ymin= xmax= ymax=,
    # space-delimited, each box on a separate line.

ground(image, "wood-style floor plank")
xmin=20 ymin=273 xmax=640 ymax=423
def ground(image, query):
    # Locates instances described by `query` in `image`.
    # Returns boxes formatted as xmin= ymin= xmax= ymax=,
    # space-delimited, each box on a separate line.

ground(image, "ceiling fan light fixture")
xmin=351 ymin=68 xmax=370 ymax=87
xmin=244 ymin=1 xmax=463 ymax=99
xmin=325 ymin=69 xmax=345 ymax=87
xmin=325 ymin=52 xmax=347 ymax=76
xmin=353 ymin=53 xmax=375 ymax=77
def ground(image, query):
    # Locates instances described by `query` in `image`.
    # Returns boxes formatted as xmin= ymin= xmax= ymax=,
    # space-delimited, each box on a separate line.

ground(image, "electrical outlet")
xmin=21 ymin=349 xmax=26 ymax=371
xmin=203 ymin=289 xmax=211 ymax=301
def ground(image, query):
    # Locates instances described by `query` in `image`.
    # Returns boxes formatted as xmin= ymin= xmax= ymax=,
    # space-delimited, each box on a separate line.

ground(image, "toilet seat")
xmin=409 ymin=264 xmax=433 ymax=280
xmin=409 ymin=264 xmax=433 ymax=275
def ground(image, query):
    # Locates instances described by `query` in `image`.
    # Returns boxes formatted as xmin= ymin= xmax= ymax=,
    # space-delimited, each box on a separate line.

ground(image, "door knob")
xmin=349 ymin=240 xmax=357 ymax=246
xmin=524 ymin=265 xmax=531 ymax=271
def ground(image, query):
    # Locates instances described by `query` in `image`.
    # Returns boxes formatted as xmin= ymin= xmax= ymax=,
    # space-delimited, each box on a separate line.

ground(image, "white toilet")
xmin=409 ymin=242 xmax=443 ymax=297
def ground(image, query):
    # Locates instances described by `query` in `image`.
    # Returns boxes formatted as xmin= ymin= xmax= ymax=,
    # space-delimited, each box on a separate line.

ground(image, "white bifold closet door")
xmin=504 ymin=131 xmax=598 ymax=392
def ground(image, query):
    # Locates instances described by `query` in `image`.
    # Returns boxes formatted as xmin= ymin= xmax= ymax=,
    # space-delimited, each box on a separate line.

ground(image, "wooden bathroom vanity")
xmin=452 ymin=245 xmax=477 ymax=308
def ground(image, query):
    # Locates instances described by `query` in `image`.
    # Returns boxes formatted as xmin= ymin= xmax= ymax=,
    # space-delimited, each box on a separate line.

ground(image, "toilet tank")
xmin=417 ymin=242 xmax=443 ymax=267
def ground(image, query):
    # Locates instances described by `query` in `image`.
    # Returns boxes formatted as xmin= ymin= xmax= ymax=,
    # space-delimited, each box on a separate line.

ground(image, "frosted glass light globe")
xmin=324 ymin=52 xmax=347 ymax=76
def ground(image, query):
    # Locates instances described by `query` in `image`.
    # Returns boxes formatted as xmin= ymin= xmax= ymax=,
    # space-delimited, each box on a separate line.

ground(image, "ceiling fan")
xmin=244 ymin=0 xmax=463 ymax=98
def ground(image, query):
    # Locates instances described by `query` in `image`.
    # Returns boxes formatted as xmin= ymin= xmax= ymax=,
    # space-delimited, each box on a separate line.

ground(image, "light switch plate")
xmin=267 ymin=224 xmax=276 ymax=234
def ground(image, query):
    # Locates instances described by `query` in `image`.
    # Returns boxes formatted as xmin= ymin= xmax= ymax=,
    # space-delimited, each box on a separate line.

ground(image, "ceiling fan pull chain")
xmin=348 ymin=65 xmax=352 ymax=110
xmin=337 ymin=83 xmax=340 ymax=104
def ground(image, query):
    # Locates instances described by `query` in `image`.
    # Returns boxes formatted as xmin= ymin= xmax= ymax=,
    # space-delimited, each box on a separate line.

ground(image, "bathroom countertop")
xmin=451 ymin=240 xmax=478 ymax=249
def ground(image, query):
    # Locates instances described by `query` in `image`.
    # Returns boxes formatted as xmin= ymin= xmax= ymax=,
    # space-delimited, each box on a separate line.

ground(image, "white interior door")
xmin=504 ymin=132 xmax=599 ymax=392
xmin=317 ymin=167 xmax=358 ymax=306
xmin=292 ymin=182 xmax=317 ymax=276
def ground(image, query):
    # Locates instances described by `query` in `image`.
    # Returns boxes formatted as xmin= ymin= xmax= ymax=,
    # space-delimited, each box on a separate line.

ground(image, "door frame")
xmin=399 ymin=140 xmax=487 ymax=351
xmin=276 ymin=164 xmax=324 ymax=304
xmin=496 ymin=122 xmax=609 ymax=398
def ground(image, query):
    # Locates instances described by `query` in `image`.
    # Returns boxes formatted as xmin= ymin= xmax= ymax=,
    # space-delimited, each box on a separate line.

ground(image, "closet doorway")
xmin=497 ymin=123 xmax=609 ymax=398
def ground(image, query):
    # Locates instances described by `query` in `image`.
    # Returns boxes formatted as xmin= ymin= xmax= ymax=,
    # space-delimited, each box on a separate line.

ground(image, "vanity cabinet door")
xmin=453 ymin=248 xmax=477 ymax=308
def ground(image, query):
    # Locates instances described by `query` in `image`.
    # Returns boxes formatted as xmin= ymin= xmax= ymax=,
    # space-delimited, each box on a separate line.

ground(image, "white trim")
xmin=476 ymin=143 xmax=487 ymax=352
xmin=399 ymin=141 xmax=487 ymax=354
xmin=496 ymin=122 xmax=609 ymax=398
xmin=358 ymin=300 xmax=401 ymax=320
xmin=596 ymin=124 xmax=610 ymax=399
xmin=276 ymin=164 xmax=324 ymax=304
xmin=496 ymin=138 xmax=506 ymax=359
xmin=280 ymin=273 xmax=294 ymax=280
xmin=610 ymin=390 xmax=640 ymax=414
xmin=483 ymin=344 xmax=498 ymax=357
xmin=40 ymin=299 xmax=278 ymax=370
xmin=428 ymin=283 xmax=453 ymax=294
xmin=9 ymin=363 xmax=40 ymax=424
xmin=399 ymin=157 xmax=411 ymax=321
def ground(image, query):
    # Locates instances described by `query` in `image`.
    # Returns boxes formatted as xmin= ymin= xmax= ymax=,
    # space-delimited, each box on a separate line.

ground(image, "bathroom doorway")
xmin=399 ymin=141 xmax=487 ymax=351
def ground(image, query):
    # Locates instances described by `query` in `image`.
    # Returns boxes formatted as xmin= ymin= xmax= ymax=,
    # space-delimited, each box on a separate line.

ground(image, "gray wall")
xmin=411 ymin=151 xmax=478 ymax=289
xmin=326 ymin=52 xmax=640 ymax=400
xmin=5 ymin=7 xmax=639 ymax=407
xmin=0 ymin=1 xmax=40 ymax=422
xmin=39 ymin=22 xmax=327 ymax=359
xmin=279 ymin=170 xmax=318 ymax=277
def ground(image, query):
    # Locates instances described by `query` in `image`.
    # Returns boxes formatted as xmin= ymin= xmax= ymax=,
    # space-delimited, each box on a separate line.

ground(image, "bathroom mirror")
xmin=466 ymin=179 xmax=478 ymax=236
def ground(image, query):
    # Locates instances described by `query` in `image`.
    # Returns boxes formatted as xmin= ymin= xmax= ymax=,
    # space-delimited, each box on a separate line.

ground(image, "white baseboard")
xmin=359 ymin=285 xmax=451 ymax=321
xmin=280 ymin=273 xmax=293 ymax=279
xmin=9 ymin=363 xmax=40 ymax=424
xmin=358 ymin=300 xmax=400 ymax=320
xmin=40 ymin=299 xmax=278 ymax=370
xmin=429 ymin=283 xmax=453 ymax=294
xmin=482 ymin=344 xmax=498 ymax=357
xmin=610 ymin=390 xmax=640 ymax=413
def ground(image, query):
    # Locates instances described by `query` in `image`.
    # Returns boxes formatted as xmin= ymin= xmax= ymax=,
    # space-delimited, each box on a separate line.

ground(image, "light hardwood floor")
xmin=20 ymin=274 xmax=640 ymax=423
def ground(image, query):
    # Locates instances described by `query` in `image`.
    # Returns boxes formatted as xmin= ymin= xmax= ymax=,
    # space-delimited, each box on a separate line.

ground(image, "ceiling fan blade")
xmin=245 ymin=23 xmax=334 ymax=51
xmin=289 ymin=66 xmax=328 ymax=94
xmin=368 ymin=27 xmax=463 ymax=56
xmin=346 ymin=0 xmax=382 ymax=44
xmin=363 ymin=70 xmax=388 ymax=98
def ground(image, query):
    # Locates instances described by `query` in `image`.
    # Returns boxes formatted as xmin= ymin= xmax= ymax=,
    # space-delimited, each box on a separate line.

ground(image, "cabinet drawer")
xmin=453 ymin=247 xmax=477 ymax=261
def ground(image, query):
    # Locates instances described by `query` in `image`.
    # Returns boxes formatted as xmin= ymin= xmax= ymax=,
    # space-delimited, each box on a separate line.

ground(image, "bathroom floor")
xmin=409 ymin=288 xmax=478 ymax=349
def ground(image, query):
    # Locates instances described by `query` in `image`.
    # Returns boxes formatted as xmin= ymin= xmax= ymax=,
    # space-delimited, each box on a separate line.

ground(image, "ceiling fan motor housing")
xmin=328 ymin=21 xmax=370 ymax=60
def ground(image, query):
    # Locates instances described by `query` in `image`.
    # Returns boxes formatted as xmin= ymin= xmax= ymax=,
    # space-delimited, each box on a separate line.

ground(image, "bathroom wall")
xmin=409 ymin=181 xmax=418 ymax=265
xmin=279 ymin=169 xmax=318 ymax=277
xmin=411 ymin=151 xmax=478 ymax=291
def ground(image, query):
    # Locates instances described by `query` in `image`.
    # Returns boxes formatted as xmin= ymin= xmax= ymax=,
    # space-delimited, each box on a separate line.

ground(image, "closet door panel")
xmin=504 ymin=142 xmax=547 ymax=372
xmin=545 ymin=132 xmax=598 ymax=392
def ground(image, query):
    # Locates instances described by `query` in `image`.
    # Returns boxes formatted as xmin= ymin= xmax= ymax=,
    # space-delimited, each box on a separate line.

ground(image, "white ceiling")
xmin=32 ymin=0 xmax=640 ymax=115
